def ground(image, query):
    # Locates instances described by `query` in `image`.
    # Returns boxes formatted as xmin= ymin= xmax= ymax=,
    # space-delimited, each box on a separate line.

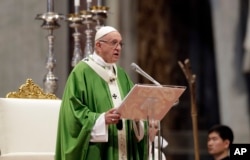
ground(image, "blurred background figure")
xmin=149 ymin=136 xmax=168 ymax=160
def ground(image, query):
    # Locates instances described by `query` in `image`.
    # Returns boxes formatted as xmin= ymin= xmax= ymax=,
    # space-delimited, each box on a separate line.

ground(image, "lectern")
xmin=117 ymin=84 xmax=186 ymax=160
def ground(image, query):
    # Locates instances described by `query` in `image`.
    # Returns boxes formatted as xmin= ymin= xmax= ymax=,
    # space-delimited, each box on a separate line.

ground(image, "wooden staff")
xmin=178 ymin=59 xmax=200 ymax=160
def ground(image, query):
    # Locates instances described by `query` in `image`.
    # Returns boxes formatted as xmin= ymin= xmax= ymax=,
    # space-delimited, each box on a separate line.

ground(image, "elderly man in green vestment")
xmin=55 ymin=26 xmax=148 ymax=160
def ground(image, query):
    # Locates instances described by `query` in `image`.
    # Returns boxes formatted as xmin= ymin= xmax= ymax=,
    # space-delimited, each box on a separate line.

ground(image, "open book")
xmin=117 ymin=84 xmax=186 ymax=121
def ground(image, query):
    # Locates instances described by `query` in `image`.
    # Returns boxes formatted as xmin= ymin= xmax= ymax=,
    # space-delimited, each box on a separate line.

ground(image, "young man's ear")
xmin=223 ymin=139 xmax=230 ymax=148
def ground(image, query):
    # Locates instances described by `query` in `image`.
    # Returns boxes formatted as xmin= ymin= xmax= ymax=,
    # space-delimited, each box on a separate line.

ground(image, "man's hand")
xmin=105 ymin=108 xmax=121 ymax=125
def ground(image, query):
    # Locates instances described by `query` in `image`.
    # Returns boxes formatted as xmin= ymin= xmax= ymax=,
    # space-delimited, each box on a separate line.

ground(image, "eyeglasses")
xmin=99 ymin=40 xmax=124 ymax=49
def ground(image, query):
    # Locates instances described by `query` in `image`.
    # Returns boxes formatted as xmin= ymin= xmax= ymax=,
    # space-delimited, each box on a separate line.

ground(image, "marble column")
xmin=106 ymin=0 xmax=138 ymax=82
xmin=210 ymin=0 xmax=250 ymax=143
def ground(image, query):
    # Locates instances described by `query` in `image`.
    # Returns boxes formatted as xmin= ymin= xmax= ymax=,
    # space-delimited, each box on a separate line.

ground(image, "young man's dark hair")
xmin=208 ymin=124 xmax=234 ymax=148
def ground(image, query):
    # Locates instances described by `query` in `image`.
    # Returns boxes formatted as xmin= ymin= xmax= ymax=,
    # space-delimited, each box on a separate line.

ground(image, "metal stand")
xmin=143 ymin=98 xmax=162 ymax=160
xmin=35 ymin=11 xmax=64 ymax=94
xmin=91 ymin=5 xmax=109 ymax=31
xmin=132 ymin=64 xmax=164 ymax=160
xmin=80 ymin=10 xmax=95 ymax=58
xmin=67 ymin=13 xmax=84 ymax=67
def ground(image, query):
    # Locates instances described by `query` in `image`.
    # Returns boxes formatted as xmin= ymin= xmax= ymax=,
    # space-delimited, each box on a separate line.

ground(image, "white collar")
xmin=84 ymin=54 xmax=117 ymax=83
xmin=92 ymin=52 xmax=114 ymax=68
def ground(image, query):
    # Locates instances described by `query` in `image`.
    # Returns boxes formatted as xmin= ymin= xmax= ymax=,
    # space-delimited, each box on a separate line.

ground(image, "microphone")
xmin=130 ymin=62 xmax=161 ymax=86
xmin=131 ymin=62 xmax=179 ymax=106
xmin=114 ymin=111 xmax=123 ymax=130
xmin=116 ymin=120 xmax=123 ymax=130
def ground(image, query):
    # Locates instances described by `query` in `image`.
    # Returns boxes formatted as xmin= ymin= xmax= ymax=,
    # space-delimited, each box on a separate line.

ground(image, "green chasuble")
xmin=55 ymin=60 xmax=148 ymax=160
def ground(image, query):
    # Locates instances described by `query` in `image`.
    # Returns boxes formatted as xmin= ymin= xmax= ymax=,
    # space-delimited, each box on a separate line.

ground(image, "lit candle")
xmin=47 ymin=0 xmax=54 ymax=12
xmin=74 ymin=0 xmax=80 ymax=13
xmin=97 ymin=0 xmax=101 ymax=6
xmin=86 ymin=0 xmax=92 ymax=11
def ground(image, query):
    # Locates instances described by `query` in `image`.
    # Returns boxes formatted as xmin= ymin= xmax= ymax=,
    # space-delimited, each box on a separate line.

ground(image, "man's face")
xmin=207 ymin=131 xmax=230 ymax=156
xmin=95 ymin=31 xmax=123 ymax=63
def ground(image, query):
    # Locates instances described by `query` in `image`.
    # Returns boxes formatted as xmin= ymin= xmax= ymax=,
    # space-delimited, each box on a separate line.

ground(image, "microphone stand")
xmin=131 ymin=63 xmax=162 ymax=160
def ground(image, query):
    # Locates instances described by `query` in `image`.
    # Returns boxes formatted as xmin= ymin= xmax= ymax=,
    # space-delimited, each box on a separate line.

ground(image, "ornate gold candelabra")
xmin=35 ymin=6 xmax=64 ymax=94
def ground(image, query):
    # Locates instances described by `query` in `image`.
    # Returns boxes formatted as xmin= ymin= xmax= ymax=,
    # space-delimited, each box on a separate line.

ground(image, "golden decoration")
xmin=6 ymin=79 xmax=58 ymax=99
